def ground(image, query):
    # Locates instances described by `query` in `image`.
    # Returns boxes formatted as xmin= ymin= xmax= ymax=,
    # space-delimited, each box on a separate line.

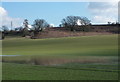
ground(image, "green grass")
xmin=2 ymin=34 xmax=119 ymax=80
xmin=2 ymin=63 xmax=118 ymax=80
xmin=3 ymin=34 xmax=118 ymax=56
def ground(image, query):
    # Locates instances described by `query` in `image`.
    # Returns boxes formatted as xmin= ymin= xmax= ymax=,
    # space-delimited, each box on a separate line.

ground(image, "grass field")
xmin=2 ymin=63 xmax=118 ymax=80
xmin=2 ymin=34 xmax=119 ymax=80
xmin=3 ymin=34 xmax=118 ymax=56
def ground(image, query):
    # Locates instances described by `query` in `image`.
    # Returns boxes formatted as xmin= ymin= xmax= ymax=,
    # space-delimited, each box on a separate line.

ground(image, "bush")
xmin=109 ymin=27 xmax=120 ymax=34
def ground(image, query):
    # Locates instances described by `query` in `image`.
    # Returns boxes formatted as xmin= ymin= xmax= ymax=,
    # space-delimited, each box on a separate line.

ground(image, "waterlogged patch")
xmin=2 ymin=56 xmax=118 ymax=66
xmin=0 ymin=55 xmax=21 ymax=57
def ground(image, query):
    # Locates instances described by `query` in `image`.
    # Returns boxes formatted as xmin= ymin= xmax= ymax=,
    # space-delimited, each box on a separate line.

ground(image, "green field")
xmin=2 ymin=34 xmax=119 ymax=80
xmin=3 ymin=35 xmax=118 ymax=56
xmin=2 ymin=63 xmax=118 ymax=80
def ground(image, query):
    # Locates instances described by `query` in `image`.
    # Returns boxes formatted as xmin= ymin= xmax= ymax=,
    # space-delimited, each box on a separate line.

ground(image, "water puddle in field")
xmin=2 ymin=55 xmax=117 ymax=66
xmin=0 ymin=55 xmax=21 ymax=57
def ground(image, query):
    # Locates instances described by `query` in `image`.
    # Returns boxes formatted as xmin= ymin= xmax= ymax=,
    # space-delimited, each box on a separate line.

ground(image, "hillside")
xmin=32 ymin=24 xmax=119 ymax=39
xmin=36 ymin=30 xmax=112 ymax=39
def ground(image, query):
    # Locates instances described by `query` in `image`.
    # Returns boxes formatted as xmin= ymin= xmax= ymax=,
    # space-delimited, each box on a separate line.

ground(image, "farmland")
xmin=2 ymin=34 xmax=118 ymax=56
xmin=2 ymin=34 xmax=119 ymax=80
xmin=2 ymin=63 xmax=118 ymax=80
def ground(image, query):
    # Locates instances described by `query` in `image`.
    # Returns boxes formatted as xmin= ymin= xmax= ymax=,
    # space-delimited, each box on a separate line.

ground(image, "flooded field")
xmin=2 ymin=55 xmax=118 ymax=66
xmin=2 ymin=35 xmax=119 ymax=80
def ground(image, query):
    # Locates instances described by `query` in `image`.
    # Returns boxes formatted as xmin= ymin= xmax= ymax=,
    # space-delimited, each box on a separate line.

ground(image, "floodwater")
xmin=0 ymin=55 xmax=20 ymax=57
xmin=2 ymin=55 xmax=118 ymax=66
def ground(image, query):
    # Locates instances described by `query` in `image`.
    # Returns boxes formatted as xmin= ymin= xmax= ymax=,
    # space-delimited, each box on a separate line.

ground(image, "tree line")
xmin=1 ymin=15 xmax=119 ymax=39
xmin=1 ymin=16 xmax=91 ymax=38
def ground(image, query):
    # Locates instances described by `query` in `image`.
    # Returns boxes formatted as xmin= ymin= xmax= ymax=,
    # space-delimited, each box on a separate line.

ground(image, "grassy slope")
xmin=3 ymin=34 xmax=118 ymax=56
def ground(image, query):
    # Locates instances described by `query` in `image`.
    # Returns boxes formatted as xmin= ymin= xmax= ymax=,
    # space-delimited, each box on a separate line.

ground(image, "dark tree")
xmin=22 ymin=19 xmax=29 ymax=37
xmin=80 ymin=17 xmax=91 ymax=25
xmin=61 ymin=16 xmax=91 ymax=31
xmin=15 ymin=27 xmax=23 ymax=32
xmin=61 ymin=16 xmax=81 ymax=31
xmin=2 ymin=26 xmax=9 ymax=32
xmin=2 ymin=32 xmax=5 ymax=39
xmin=23 ymin=19 xmax=29 ymax=29
xmin=33 ymin=19 xmax=49 ymax=33
xmin=0 ymin=31 xmax=5 ymax=40
xmin=108 ymin=22 xmax=111 ymax=25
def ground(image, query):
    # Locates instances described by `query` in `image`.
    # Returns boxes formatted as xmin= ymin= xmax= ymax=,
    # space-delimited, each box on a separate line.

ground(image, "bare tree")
xmin=23 ymin=19 xmax=29 ymax=29
xmin=22 ymin=19 xmax=29 ymax=37
xmin=61 ymin=16 xmax=81 ymax=31
xmin=80 ymin=17 xmax=91 ymax=25
xmin=61 ymin=16 xmax=91 ymax=31
xmin=33 ymin=19 xmax=49 ymax=33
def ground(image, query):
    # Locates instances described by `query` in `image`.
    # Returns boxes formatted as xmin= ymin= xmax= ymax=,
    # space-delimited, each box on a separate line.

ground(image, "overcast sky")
xmin=0 ymin=2 xmax=118 ymax=28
